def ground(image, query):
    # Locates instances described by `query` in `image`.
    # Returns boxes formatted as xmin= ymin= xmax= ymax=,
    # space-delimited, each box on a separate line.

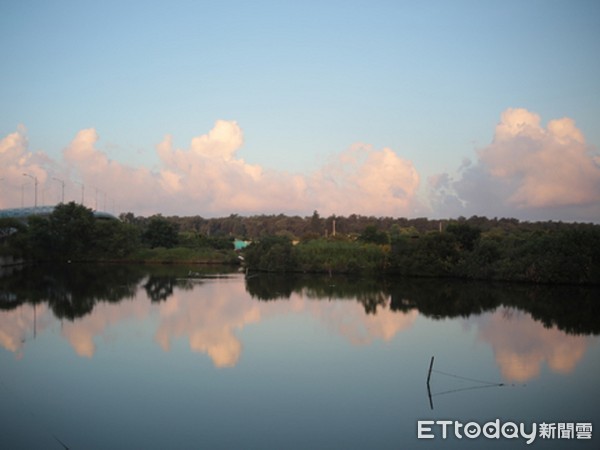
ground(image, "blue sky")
xmin=1 ymin=0 xmax=599 ymax=220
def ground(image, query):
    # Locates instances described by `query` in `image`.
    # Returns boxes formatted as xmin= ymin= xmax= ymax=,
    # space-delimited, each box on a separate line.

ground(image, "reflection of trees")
xmin=0 ymin=263 xmax=144 ymax=319
xmin=143 ymin=276 xmax=176 ymax=302
xmin=0 ymin=264 xmax=239 ymax=319
xmin=244 ymin=273 xmax=296 ymax=300
xmin=245 ymin=274 xmax=600 ymax=335
xmin=357 ymin=291 xmax=387 ymax=315
xmin=506 ymin=284 xmax=600 ymax=335
xmin=389 ymin=280 xmax=500 ymax=319
xmin=245 ymin=273 xmax=390 ymax=314
xmin=2 ymin=264 xmax=598 ymax=335
xmin=42 ymin=264 xmax=142 ymax=320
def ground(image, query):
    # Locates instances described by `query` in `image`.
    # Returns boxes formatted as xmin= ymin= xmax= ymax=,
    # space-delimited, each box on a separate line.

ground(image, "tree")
xmin=244 ymin=235 xmax=298 ymax=272
xmin=142 ymin=216 xmax=179 ymax=248
xmin=446 ymin=222 xmax=481 ymax=251
xmin=92 ymin=220 xmax=140 ymax=258
xmin=0 ymin=217 xmax=28 ymax=256
xmin=358 ymin=225 xmax=389 ymax=245
xmin=309 ymin=210 xmax=323 ymax=235
xmin=18 ymin=202 xmax=97 ymax=260
xmin=48 ymin=202 xmax=96 ymax=259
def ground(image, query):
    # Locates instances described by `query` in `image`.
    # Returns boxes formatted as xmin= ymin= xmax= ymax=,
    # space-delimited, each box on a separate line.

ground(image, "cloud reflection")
xmin=0 ymin=282 xmax=595 ymax=380
xmin=0 ymin=278 xmax=417 ymax=367
xmin=473 ymin=307 xmax=591 ymax=382
xmin=0 ymin=303 xmax=53 ymax=358
xmin=286 ymin=294 xmax=418 ymax=346
xmin=60 ymin=296 xmax=155 ymax=358
xmin=154 ymin=281 xmax=261 ymax=367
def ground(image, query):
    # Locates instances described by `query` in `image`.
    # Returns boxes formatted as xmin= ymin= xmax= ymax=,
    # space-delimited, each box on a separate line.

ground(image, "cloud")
xmin=154 ymin=124 xmax=422 ymax=216
xmin=1 ymin=121 xmax=422 ymax=217
xmin=63 ymin=128 xmax=163 ymax=212
xmin=154 ymin=120 xmax=293 ymax=214
xmin=0 ymin=125 xmax=53 ymax=208
xmin=310 ymin=144 xmax=421 ymax=216
xmin=3 ymin=109 xmax=598 ymax=220
xmin=429 ymin=108 xmax=600 ymax=221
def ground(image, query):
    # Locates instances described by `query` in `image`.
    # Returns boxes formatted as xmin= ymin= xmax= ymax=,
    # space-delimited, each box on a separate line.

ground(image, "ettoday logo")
xmin=417 ymin=420 xmax=593 ymax=444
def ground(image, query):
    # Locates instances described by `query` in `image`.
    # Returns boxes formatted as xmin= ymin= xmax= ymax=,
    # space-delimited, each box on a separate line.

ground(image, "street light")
xmin=74 ymin=181 xmax=85 ymax=205
xmin=22 ymin=173 xmax=38 ymax=208
xmin=53 ymin=177 xmax=65 ymax=203
xmin=21 ymin=182 xmax=29 ymax=207
xmin=95 ymin=187 xmax=100 ymax=210
xmin=94 ymin=187 xmax=107 ymax=211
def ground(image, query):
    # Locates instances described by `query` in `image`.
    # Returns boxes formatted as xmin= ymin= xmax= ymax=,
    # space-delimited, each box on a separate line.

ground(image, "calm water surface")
xmin=1 ymin=264 xmax=599 ymax=449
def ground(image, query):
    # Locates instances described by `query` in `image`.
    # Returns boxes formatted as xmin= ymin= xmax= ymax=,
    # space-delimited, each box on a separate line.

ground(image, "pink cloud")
xmin=482 ymin=108 xmax=598 ymax=208
xmin=0 ymin=125 xmax=52 ymax=208
xmin=12 ymin=119 xmax=419 ymax=217
xmin=63 ymin=128 xmax=164 ymax=212
xmin=4 ymin=109 xmax=597 ymax=220
xmin=429 ymin=108 xmax=600 ymax=221
xmin=310 ymin=144 xmax=421 ymax=216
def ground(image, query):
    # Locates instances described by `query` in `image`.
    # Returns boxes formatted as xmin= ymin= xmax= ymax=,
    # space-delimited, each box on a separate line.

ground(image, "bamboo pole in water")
xmin=426 ymin=356 xmax=435 ymax=409
xmin=427 ymin=356 xmax=434 ymax=386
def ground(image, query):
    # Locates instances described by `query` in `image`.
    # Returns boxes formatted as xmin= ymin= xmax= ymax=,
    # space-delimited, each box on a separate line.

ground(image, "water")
xmin=1 ymin=264 xmax=598 ymax=449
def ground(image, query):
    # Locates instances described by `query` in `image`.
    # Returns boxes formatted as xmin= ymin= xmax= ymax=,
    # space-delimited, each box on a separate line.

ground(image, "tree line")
xmin=1 ymin=202 xmax=599 ymax=284
xmin=244 ymin=222 xmax=600 ymax=284
xmin=0 ymin=202 xmax=237 ymax=263
xmin=119 ymin=210 xmax=566 ymax=240
xmin=242 ymin=217 xmax=600 ymax=285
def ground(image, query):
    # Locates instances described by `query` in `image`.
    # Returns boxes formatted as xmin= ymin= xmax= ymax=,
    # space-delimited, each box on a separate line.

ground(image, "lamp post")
xmin=94 ymin=187 xmax=106 ymax=211
xmin=21 ymin=182 xmax=29 ymax=207
xmin=53 ymin=177 xmax=65 ymax=203
xmin=22 ymin=173 xmax=38 ymax=208
xmin=74 ymin=181 xmax=84 ymax=205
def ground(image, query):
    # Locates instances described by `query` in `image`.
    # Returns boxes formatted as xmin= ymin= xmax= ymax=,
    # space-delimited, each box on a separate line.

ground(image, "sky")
xmin=1 ymin=0 xmax=599 ymax=221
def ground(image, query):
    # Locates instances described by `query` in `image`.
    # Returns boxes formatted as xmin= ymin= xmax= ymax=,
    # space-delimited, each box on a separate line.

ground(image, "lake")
xmin=1 ymin=263 xmax=598 ymax=449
